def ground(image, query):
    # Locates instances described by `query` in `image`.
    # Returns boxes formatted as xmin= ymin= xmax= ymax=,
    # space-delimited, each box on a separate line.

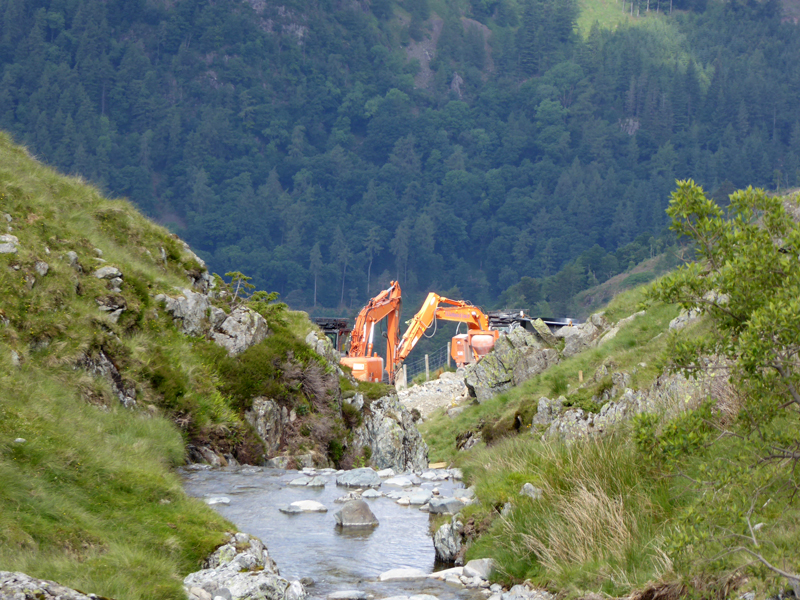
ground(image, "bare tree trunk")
xmin=340 ymin=261 xmax=348 ymax=307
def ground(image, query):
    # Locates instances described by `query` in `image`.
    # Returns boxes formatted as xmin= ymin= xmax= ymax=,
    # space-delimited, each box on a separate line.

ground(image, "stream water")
xmin=181 ymin=466 xmax=487 ymax=600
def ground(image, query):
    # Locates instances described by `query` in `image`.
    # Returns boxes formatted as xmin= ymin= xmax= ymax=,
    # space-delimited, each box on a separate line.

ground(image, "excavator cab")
xmin=341 ymin=353 xmax=385 ymax=383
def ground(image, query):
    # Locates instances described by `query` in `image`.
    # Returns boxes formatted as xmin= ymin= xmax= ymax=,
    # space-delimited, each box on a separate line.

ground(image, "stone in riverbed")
xmin=464 ymin=558 xmax=496 ymax=580
xmin=378 ymin=568 xmax=427 ymax=581
xmin=361 ymin=489 xmax=382 ymax=499
xmin=409 ymin=490 xmax=432 ymax=505
xmin=433 ymin=517 xmax=462 ymax=563
xmin=384 ymin=475 xmax=416 ymax=487
xmin=428 ymin=567 xmax=463 ymax=580
xmin=328 ymin=591 xmax=368 ymax=600
xmin=205 ymin=497 xmax=231 ymax=505
xmin=336 ymin=467 xmax=381 ymax=488
xmin=333 ymin=499 xmax=378 ymax=527
xmin=429 ymin=497 xmax=463 ymax=514
xmin=279 ymin=500 xmax=327 ymax=514
xmin=289 ymin=476 xmax=312 ymax=486
xmin=306 ymin=476 xmax=327 ymax=487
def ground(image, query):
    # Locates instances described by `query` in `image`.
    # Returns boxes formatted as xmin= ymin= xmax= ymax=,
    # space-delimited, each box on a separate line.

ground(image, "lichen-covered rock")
xmin=93 ymin=265 xmax=122 ymax=280
xmin=352 ymin=395 xmax=428 ymax=472
xmin=184 ymin=533 xmax=305 ymax=600
xmin=305 ymin=329 xmax=340 ymax=368
xmin=464 ymin=328 xmax=559 ymax=403
xmin=0 ymin=571 xmax=101 ymax=600
xmin=532 ymin=396 xmax=563 ymax=426
xmin=0 ymin=234 xmax=19 ymax=254
xmin=78 ymin=350 xmax=136 ymax=407
xmin=543 ymin=366 xmax=736 ymax=442
xmin=669 ymin=308 xmax=701 ymax=330
xmin=157 ymin=288 xmax=211 ymax=336
xmin=530 ymin=318 xmax=558 ymax=346
xmin=245 ymin=397 xmax=287 ymax=456
xmin=555 ymin=313 xmax=610 ymax=358
xmin=158 ymin=288 xmax=269 ymax=356
xmin=433 ymin=516 xmax=463 ymax=563
xmin=34 ymin=261 xmax=49 ymax=277
xmin=211 ymin=307 xmax=269 ymax=356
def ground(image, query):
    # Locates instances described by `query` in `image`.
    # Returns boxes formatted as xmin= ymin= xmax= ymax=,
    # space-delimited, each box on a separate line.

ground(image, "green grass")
xmin=459 ymin=433 xmax=679 ymax=596
xmin=0 ymin=133 xmax=344 ymax=595
xmin=0 ymin=348 xmax=230 ymax=599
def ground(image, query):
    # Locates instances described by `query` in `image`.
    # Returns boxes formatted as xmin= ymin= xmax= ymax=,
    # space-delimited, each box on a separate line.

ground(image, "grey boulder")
xmin=429 ymin=497 xmax=463 ymax=515
xmin=0 ymin=571 xmax=96 ymax=599
xmin=333 ymin=500 xmax=379 ymax=527
xmin=336 ymin=467 xmax=381 ymax=488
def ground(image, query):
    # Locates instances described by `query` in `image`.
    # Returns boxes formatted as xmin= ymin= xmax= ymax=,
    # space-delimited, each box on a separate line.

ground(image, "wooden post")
xmin=447 ymin=342 xmax=451 ymax=369
xmin=579 ymin=370 xmax=583 ymax=383
xmin=425 ymin=354 xmax=430 ymax=381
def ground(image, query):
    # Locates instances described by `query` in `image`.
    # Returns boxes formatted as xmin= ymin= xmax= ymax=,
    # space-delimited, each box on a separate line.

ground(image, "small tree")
xmin=649 ymin=180 xmax=800 ymax=594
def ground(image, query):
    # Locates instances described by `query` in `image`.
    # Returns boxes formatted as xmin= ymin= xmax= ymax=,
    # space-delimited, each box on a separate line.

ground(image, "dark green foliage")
xmin=213 ymin=324 xmax=323 ymax=411
xmin=327 ymin=438 xmax=345 ymax=466
xmin=561 ymin=388 xmax=601 ymax=413
xmin=341 ymin=401 xmax=363 ymax=429
xmin=357 ymin=380 xmax=396 ymax=401
xmin=1 ymin=0 xmax=798 ymax=319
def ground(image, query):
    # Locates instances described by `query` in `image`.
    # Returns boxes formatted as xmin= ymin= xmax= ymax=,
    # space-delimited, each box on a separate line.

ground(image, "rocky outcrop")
xmin=555 ymin=312 xmax=611 ymax=358
xmin=0 ymin=572 xmax=101 ymax=600
xmin=157 ymin=289 xmax=269 ymax=356
xmin=211 ymin=307 xmax=269 ymax=356
xmin=433 ymin=516 xmax=463 ymax=563
xmin=78 ymin=350 xmax=137 ymax=407
xmin=464 ymin=328 xmax=559 ymax=403
xmin=184 ymin=532 xmax=305 ymax=600
xmin=304 ymin=329 xmax=340 ymax=369
xmin=245 ymin=397 xmax=287 ymax=456
xmin=352 ymin=395 xmax=428 ymax=472
xmin=537 ymin=364 xmax=736 ymax=442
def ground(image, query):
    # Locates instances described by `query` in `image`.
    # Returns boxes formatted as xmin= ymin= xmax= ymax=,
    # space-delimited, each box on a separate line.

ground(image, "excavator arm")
xmin=341 ymin=281 xmax=402 ymax=382
xmin=395 ymin=293 xmax=493 ymax=367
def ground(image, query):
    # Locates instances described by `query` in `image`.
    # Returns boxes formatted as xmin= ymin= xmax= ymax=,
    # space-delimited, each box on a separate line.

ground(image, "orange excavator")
xmin=340 ymin=281 xmax=402 ymax=383
xmin=394 ymin=293 xmax=499 ymax=371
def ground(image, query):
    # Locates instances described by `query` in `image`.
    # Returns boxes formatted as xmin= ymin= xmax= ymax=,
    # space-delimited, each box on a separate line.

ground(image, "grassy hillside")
xmin=422 ymin=181 xmax=800 ymax=598
xmin=0 ymin=133 xmax=389 ymax=597
xmin=0 ymin=134 xmax=234 ymax=596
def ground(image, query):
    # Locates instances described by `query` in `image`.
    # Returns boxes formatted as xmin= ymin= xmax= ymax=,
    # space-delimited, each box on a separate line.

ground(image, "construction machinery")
xmin=340 ymin=281 xmax=402 ymax=383
xmin=395 ymin=293 xmax=499 ymax=370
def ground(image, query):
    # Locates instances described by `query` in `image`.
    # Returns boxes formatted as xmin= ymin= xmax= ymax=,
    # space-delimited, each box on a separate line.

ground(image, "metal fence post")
xmin=425 ymin=354 xmax=429 ymax=382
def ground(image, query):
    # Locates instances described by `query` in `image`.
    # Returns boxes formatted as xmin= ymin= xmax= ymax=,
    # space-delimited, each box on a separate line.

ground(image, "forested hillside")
xmin=1 ymin=0 xmax=798 ymax=314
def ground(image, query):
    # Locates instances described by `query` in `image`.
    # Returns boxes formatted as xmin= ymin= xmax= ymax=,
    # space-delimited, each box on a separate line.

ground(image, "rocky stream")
xmin=178 ymin=464 xmax=538 ymax=600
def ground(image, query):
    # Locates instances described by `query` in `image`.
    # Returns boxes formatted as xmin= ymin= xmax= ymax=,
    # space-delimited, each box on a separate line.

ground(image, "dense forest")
xmin=1 ymin=0 xmax=798 ymax=317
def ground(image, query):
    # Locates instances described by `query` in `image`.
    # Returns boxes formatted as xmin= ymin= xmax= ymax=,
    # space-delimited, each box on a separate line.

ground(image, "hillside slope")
xmin=0 ymin=133 xmax=425 ymax=598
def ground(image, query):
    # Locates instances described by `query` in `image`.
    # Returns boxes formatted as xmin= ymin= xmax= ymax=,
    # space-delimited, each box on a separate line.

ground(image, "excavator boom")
xmin=395 ymin=292 xmax=498 ymax=371
xmin=341 ymin=281 xmax=402 ymax=383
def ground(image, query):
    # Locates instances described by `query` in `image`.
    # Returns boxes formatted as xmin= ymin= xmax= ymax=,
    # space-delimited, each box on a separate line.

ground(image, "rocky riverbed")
xmin=177 ymin=464 xmax=549 ymax=600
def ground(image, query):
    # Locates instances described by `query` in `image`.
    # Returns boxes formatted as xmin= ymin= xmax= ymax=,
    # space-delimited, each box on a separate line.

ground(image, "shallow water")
xmin=181 ymin=467 xmax=485 ymax=600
